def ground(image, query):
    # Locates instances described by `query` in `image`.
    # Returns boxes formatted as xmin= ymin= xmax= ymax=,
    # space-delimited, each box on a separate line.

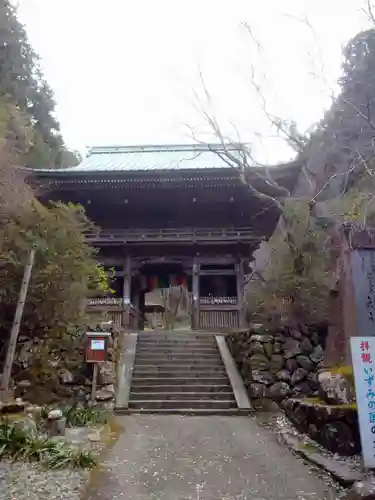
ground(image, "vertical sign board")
xmin=350 ymin=250 xmax=375 ymax=336
xmin=351 ymin=337 xmax=375 ymax=468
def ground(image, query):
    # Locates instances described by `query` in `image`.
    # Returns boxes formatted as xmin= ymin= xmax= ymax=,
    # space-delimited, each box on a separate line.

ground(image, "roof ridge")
xmin=88 ymin=143 xmax=244 ymax=155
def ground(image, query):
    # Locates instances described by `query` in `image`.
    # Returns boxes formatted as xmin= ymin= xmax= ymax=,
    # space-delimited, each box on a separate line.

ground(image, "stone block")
xmin=290 ymin=368 xmax=308 ymax=385
xmin=310 ymin=345 xmax=324 ymax=363
xmin=296 ymin=355 xmax=315 ymax=371
xmin=286 ymin=358 xmax=298 ymax=372
xmin=268 ymin=382 xmax=290 ymax=401
xmin=276 ymin=369 xmax=291 ymax=382
xmin=252 ymin=370 xmax=275 ymax=385
xmin=300 ymin=337 xmax=314 ymax=354
xmin=270 ymin=354 xmax=284 ymax=371
xmin=249 ymin=341 xmax=264 ymax=355
xmin=249 ymin=353 xmax=270 ymax=370
xmin=249 ymin=383 xmax=267 ymax=398
xmin=318 ymin=370 xmax=355 ymax=405
xmin=346 ymin=480 xmax=375 ymax=499
xmin=284 ymin=338 xmax=302 ymax=359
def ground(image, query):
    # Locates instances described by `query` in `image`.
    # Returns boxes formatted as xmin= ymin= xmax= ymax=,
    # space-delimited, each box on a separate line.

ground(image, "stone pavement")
xmin=86 ymin=415 xmax=338 ymax=500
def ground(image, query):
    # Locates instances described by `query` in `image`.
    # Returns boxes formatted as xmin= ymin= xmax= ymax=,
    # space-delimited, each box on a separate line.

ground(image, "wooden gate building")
xmin=31 ymin=144 xmax=298 ymax=331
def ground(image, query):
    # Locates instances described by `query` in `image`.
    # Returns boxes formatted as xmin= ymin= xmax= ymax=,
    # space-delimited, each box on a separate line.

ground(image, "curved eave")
xmin=26 ymin=160 xmax=302 ymax=198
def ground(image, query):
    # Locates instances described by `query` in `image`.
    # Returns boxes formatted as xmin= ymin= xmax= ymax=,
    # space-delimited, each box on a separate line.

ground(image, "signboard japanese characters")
xmin=351 ymin=337 xmax=375 ymax=468
xmin=351 ymin=250 xmax=375 ymax=337
xmin=91 ymin=339 xmax=105 ymax=351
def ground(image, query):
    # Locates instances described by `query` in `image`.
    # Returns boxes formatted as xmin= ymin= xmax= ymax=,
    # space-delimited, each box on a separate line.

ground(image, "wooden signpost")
xmin=85 ymin=331 xmax=111 ymax=404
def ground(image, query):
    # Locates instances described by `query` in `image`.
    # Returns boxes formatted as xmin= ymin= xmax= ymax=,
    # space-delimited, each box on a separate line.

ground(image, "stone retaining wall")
xmin=226 ymin=325 xmax=325 ymax=405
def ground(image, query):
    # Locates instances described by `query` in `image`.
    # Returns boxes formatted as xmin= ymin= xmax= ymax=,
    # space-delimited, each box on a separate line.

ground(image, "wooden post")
xmin=1 ymin=248 xmax=35 ymax=396
xmin=192 ymin=256 xmax=200 ymax=330
xmin=91 ymin=363 xmax=99 ymax=404
xmin=123 ymin=255 xmax=132 ymax=304
xmin=236 ymin=257 xmax=245 ymax=328
xmin=122 ymin=255 xmax=132 ymax=328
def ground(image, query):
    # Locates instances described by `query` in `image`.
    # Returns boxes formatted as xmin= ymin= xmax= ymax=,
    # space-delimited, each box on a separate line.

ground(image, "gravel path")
xmin=0 ymin=460 xmax=88 ymax=500
xmin=85 ymin=415 xmax=340 ymax=500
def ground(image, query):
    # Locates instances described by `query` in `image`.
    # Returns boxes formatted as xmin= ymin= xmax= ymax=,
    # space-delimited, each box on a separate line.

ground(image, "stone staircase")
xmin=119 ymin=332 xmax=251 ymax=414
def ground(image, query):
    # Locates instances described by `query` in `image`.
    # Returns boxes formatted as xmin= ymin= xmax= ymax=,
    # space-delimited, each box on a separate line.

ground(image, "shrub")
xmin=40 ymin=406 xmax=108 ymax=428
xmin=0 ymin=421 xmax=96 ymax=469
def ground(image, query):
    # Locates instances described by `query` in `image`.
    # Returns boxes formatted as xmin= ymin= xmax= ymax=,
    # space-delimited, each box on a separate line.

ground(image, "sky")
xmin=17 ymin=0 xmax=371 ymax=163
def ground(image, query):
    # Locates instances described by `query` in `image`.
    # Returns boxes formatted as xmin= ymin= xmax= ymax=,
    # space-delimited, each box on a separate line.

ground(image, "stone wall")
xmin=281 ymin=398 xmax=360 ymax=456
xmin=226 ymin=325 xmax=325 ymax=405
xmin=12 ymin=326 xmax=118 ymax=407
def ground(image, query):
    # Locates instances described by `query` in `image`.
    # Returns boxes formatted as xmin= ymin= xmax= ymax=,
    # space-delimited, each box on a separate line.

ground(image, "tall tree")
xmin=0 ymin=0 xmax=79 ymax=168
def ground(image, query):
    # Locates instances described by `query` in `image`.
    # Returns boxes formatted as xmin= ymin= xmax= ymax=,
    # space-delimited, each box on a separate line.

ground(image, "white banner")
xmin=91 ymin=339 xmax=105 ymax=351
xmin=351 ymin=337 xmax=375 ymax=468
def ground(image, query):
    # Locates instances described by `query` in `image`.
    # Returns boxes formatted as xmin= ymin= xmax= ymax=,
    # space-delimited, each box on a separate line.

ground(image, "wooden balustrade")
xmin=200 ymin=296 xmax=237 ymax=305
xmin=84 ymin=227 xmax=257 ymax=244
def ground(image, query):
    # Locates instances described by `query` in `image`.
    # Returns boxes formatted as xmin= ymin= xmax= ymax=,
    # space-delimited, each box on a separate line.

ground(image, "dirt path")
xmin=86 ymin=415 xmax=338 ymax=500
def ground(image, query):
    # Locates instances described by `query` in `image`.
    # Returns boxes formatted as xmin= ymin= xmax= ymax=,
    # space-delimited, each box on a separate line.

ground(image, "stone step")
xmin=133 ymin=365 xmax=227 ymax=373
xmin=130 ymin=392 xmax=235 ymax=401
xmin=138 ymin=333 xmax=215 ymax=339
xmin=134 ymin=358 xmax=223 ymax=366
xmin=137 ymin=341 xmax=217 ymax=348
xmin=136 ymin=347 xmax=219 ymax=354
xmin=131 ymin=377 xmax=231 ymax=386
xmin=116 ymin=408 xmax=252 ymax=416
xmin=128 ymin=399 xmax=237 ymax=410
xmin=136 ymin=351 xmax=220 ymax=358
xmin=132 ymin=370 xmax=227 ymax=379
xmin=130 ymin=384 xmax=232 ymax=393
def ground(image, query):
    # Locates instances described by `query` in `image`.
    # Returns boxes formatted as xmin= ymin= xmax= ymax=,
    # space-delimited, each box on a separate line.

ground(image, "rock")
xmin=17 ymin=340 xmax=34 ymax=368
xmin=273 ymin=341 xmax=283 ymax=354
xmin=290 ymin=329 xmax=302 ymax=340
xmin=268 ymin=382 xmax=290 ymax=401
xmin=310 ymin=345 xmax=324 ymax=363
xmin=290 ymin=368 xmax=308 ymax=385
xmin=98 ymin=362 xmax=116 ymax=386
xmin=292 ymin=382 xmax=312 ymax=396
xmin=25 ymin=405 xmax=43 ymax=418
xmin=47 ymin=417 xmax=66 ymax=437
xmin=296 ymin=355 xmax=315 ymax=371
xmin=310 ymin=331 xmax=320 ymax=346
xmin=284 ymin=338 xmax=302 ymax=359
xmin=48 ymin=409 xmax=63 ymax=420
xmin=249 ymin=353 xmax=270 ymax=370
xmin=286 ymin=358 xmax=298 ymax=372
xmin=270 ymin=354 xmax=284 ymax=371
xmin=0 ymin=399 xmax=25 ymax=414
xmin=249 ymin=341 xmax=264 ymax=355
xmin=95 ymin=384 xmax=115 ymax=402
xmin=276 ymin=369 xmax=291 ymax=382
xmin=249 ymin=383 xmax=266 ymax=398
xmin=59 ymin=368 xmax=74 ymax=384
xmin=346 ymin=479 xmax=375 ymax=499
xmin=252 ymin=370 xmax=275 ymax=385
xmin=13 ymin=416 xmax=38 ymax=437
xmin=263 ymin=342 xmax=273 ymax=359
xmin=318 ymin=370 xmax=355 ymax=404
xmin=307 ymin=372 xmax=319 ymax=390
xmin=17 ymin=379 xmax=32 ymax=388
xmin=250 ymin=334 xmax=274 ymax=343
xmin=300 ymin=337 xmax=313 ymax=354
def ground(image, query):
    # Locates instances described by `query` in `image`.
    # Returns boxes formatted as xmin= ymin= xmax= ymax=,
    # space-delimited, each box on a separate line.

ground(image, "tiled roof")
xmin=51 ymin=144 xmax=241 ymax=172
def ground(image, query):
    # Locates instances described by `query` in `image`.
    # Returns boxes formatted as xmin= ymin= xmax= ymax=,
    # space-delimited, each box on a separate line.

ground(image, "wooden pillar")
xmin=236 ymin=257 xmax=245 ymax=328
xmin=192 ymin=256 xmax=200 ymax=330
xmin=123 ymin=255 xmax=132 ymax=305
xmin=122 ymin=255 xmax=132 ymax=329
